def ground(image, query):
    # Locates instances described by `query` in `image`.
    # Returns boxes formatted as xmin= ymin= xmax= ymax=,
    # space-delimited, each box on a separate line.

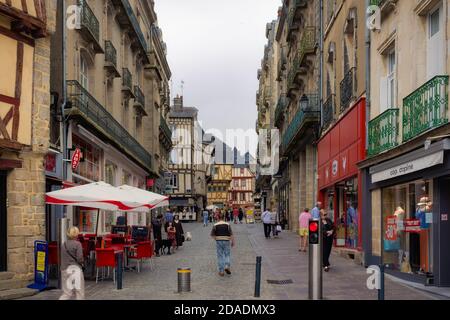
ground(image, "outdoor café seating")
xmin=127 ymin=241 xmax=154 ymax=273
xmin=95 ymin=248 xmax=118 ymax=283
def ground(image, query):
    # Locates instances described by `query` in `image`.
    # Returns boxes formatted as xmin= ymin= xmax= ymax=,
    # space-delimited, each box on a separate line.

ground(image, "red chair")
xmin=95 ymin=248 xmax=117 ymax=283
xmin=128 ymin=241 xmax=153 ymax=272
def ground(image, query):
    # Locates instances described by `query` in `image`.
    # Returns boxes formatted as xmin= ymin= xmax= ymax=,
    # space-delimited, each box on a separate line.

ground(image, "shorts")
xmin=299 ymin=228 xmax=308 ymax=237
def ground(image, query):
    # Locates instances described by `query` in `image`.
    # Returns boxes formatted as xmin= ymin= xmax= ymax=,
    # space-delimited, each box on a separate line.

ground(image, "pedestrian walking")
xmin=59 ymin=227 xmax=85 ymax=300
xmin=311 ymin=202 xmax=322 ymax=220
xmin=152 ymin=214 xmax=163 ymax=256
xmin=270 ymin=208 xmax=279 ymax=238
xmin=164 ymin=208 xmax=174 ymax=226
xmin=238 ymin=208 xmax=244 ymax=224
xmin=210 ymin=210 xmax=235 ymax=277
xmin=173 ymin=215 xmax=185 ymax=249
xmin=202 ymin=209 xmax=209 ymax=227
xmin=214 ymin=209 xmax=220 ymax=223
xmin=261 ymin=207 xmax=272 ymax=239
xmin=167 ymin=222 xmax=177 ymax=253
xmin=321 ymin=209 xmax=336 ymax=272
xmin=298 ymin=208 xmax=312 ymax=252
xmin=233 ymin=207 xmax=239 ymax=224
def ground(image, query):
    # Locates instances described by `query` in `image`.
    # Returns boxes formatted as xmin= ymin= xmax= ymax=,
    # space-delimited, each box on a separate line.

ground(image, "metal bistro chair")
xmin=128 ymin=241 xmax=154 ymax=273
xmin=95 ymin=248 xmax=117 ymax=283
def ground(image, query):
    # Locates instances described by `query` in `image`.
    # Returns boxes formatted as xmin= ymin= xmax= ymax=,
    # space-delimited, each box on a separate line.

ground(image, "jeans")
xmin=203 ymin=215 xmax=209 ymax=226
xmin=216 ymin=241 xmax=231 ymax=272
xmin=263 ymin=223 xmax=272 ymax=238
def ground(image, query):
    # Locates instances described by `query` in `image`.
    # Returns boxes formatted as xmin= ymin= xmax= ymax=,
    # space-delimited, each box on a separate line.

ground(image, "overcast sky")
xmin=154 ymin=0 xmax=281 ymax=156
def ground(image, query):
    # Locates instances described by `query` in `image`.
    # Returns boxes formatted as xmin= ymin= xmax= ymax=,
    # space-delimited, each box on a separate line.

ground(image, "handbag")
xmin=276 ymin=225 xmax=282 ymax=233
xmin=181 ymin=235 xmax=185 ymax=242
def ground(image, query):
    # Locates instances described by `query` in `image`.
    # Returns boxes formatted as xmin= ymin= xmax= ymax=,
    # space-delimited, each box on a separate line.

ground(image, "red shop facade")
xmin=317 ymin=98 xmax=366 ymax=251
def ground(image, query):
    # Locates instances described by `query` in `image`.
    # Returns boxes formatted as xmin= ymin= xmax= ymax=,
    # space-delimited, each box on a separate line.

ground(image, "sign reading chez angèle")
xmin=371 ymin=151 xmax=444 ymax=184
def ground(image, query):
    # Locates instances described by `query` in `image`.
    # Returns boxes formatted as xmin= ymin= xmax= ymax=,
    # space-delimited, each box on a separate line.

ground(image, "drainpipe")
xmin=317 ymin=0 xmax=324 ymax=204
xmin=61 ymin=0 xmax=68 ymax=183
xmin=365 ymin=0 xmax=371 ymax=152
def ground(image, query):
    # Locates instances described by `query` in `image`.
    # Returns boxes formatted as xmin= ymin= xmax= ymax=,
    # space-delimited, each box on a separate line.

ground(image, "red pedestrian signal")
xmin=309 ymin=220 xmax=320 ymax=245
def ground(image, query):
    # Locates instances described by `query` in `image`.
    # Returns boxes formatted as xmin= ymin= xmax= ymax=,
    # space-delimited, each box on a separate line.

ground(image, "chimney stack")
xmin=173 ymin=95 xmax=183 ymax=110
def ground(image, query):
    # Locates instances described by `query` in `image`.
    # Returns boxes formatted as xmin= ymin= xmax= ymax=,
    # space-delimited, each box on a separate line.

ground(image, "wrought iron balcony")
xmin=282 ymin=94 xmax=320 ymax=151
xmin=77 ymin=0 xmax=102 ymax=53
xmin=122 ymin=68 xmax=135 ymax=97
xmin=297 ymin=27 xmax=316 ymax=64
xmin=368 ymin=108 xmax=399 ymax=156
xmin=104 ymin=40 xmax=120 ymax=77
xmin=322 ymin=94 xmax=335 ymax=130
xmin=134 ymin=85 xmax=145 ymax=110
xmin=275 ymin=95 xmax=288 ymax=125
xmin=160 ymin=114 xmax=173 ymax=150
xmin=287 ymin=59 xmax=301 ymax=92
xmin=340 ymin=67 xmax=356 ymax=113
xmin=286 ymin=1 xmax=308 ymax=38
xmin=66 ymin=80 xmax=152 ymax=171
xmin=403 ymin=75 xmax=449 ymax=142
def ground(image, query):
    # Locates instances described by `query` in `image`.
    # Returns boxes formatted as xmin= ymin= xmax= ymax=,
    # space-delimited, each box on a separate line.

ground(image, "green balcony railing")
xmin=104 ymin=40 xmax=117 ymax=67
xmin=275 ymin=95 xmax=288 ymax=125
xmin=78 ymin=0 xmax=99 ymax=44
xmin=297 ymin=27 xmax=316 ymax=64
xmin=66 ymin=80 xmax=152 ymax=170
xmin=122 ymin=68 xmax=132 ymax=90
xmin=160 ymin=114 xmax=172 ymax=142
xmin=322 ymin=94 xmax=335 ymax=130
xmin=403 ymin=75 xmax=449 ymax=142
xmin=287 ymin=59 xmax=301 ymax=91
xmin=282 ymin=94 xmax=320 ymax=150
xmin=368 ymin=108 xmax=399 ymax=156
xmin=120 ymin=0 xmax=148 ymax=52
xmin=134 ymin=85 xmax=145 ymax=108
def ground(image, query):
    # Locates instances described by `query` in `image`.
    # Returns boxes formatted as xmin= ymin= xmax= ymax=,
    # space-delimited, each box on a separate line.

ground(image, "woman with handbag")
xmin=59 ymin=227 xmax=85 ymax=300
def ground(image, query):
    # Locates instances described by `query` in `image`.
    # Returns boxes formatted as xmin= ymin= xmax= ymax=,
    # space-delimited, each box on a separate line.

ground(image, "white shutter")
xmin=427 ymin=4 xmax=444 ymax=79
xmin=379 ymin=77 xmax=388 ymax=114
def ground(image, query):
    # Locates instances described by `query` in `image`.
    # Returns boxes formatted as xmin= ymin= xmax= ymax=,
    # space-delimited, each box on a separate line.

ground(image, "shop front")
xmin=368 ymin=139 xmax=450 ymax=287
xmin=317 ymin=98 xmax=366 ymax=254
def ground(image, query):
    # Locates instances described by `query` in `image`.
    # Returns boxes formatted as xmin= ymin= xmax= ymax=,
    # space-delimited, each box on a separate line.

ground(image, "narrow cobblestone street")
xmin=23 ymin=222 xmax=442 ymax=300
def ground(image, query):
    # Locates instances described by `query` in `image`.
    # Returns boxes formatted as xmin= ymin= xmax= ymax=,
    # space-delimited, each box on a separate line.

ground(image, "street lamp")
xmin=300 ymin=94 xmax=309 ymax=111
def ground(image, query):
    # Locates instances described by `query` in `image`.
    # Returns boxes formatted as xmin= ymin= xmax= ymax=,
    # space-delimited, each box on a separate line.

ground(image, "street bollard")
xmin=177 ymin=268 xmax=191 ymax=293
xmin=116 ymin=252 xmax=123 ymax=290
xmin=308 ymin=219 xmax=323 ymax=300
xmin=254 ymin=256 xmax=262 ymax=298
xmin=378 ymin=264 xmax=385 ymax=301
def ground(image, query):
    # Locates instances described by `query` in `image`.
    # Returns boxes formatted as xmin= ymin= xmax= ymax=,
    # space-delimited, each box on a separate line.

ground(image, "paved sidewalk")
xmin=22 ymin=222 xmax=443 ymax=300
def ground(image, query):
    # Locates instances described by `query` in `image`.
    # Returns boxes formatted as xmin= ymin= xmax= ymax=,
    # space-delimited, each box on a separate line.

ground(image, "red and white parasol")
xmin=117 ymin=185 xmax=169 ymax=211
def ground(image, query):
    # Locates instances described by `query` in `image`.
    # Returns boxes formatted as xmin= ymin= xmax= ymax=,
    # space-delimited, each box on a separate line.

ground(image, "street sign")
xmin=71 ymin=148 xmax=82 ymax=171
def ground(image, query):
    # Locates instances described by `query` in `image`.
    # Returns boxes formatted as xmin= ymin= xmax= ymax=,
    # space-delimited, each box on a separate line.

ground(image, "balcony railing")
xmin=297 ymin=27 xmax=316 ymax=64
xmin=275 ymin=95 xmax=288 ymax=125
xmin=122 ymin=68 xmax=134 ymax=96
xmin=403 ymin=75 xmax=449 ymax=142
xmin=134 ymin=85 xmax=145 ymax=109
xmin=160 ymin=115 xmax=172 ymax=144
xmin=286 ymin=1 xmax=307 ymax=37
xmin=287 ymin=59 xmax=301 ymax=91
xmin=282 ymin=94 xmax=320 ymax=150
xmin=340 ymin=67 xmax=356 ymax=113
xmin=66 ymin=80 xmax=152 ymax=170
xmin=78 ymin=0 xmax=102 ymax=53
xmin=368 ymin=108 xmax=399 ymax=156
xmin=104 ymin=41 xmax=117 ymax=67
xmin=322 ymin=94 xmax=335 ymax=130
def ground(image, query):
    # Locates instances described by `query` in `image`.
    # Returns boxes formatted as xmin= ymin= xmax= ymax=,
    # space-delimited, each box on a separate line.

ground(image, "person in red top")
xmin=233 ymin=207 xmax=239 ymax=224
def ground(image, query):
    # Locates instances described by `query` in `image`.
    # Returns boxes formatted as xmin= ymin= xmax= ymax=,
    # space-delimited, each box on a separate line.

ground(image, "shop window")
xmin=335 ymin=178 xmax=358 ymax=249
xmin=382 ymin=180 xmax=434 ymax=275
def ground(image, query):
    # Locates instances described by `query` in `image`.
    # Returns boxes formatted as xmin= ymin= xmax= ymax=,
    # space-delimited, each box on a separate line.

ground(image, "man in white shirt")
xmin=261 ymin=208 xmax=273 ymax=239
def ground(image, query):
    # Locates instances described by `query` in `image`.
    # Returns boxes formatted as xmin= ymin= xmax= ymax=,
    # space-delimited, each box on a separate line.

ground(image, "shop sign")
xmin=71 ymin=148 xmax=82 ymax=171
xmin=372 ymin=151 xmax=444 ymax=183
xmin=385 ymin=216 xmax=397 ymax=241
xmin=404 ymin=219 xmax=421 ymax=233
xmin=332 ymin=160 xmax=338 ymax=177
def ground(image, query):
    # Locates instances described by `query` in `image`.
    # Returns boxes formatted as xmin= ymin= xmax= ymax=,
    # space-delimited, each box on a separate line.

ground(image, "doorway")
xmin=0 ymin=171 xmax=7 ymax=272
xmin=335 ymin=178 xmax=359 ymax=249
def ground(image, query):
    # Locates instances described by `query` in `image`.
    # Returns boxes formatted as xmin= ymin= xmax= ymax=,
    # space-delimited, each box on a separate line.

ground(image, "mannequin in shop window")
xmin=415 ymin=196 xmax=432 ymax=274
xmin=346 ymin=201 xmax=357 ymax=248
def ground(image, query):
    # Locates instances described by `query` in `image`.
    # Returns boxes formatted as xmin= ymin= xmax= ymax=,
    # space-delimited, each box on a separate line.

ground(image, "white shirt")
xmin=262 ymin=210 xmax=272 ymax=224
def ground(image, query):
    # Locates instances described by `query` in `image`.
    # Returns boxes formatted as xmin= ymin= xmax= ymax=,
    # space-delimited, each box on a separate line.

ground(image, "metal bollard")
xmin=378 ymin=264 xmax=385 ymax=301
xmin=116 ymin=252 xmax=123 ymax=290
xmin=177 ymin=268 xmax=191 ymax=293
xmin=254 ymin=256 xmax=262 ymax=298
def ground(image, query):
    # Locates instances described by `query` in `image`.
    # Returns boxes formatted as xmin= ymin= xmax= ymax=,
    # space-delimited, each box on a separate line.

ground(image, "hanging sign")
xmin=27 ymin=241 xmax=48 ymax=291
xmin=404 ymin=219 xmax=421 ymax=233
xmin=71 ymin=148 xmax=82 ymax=171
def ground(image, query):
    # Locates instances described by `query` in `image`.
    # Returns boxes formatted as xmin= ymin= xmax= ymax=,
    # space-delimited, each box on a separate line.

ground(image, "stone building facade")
xmin=0 ymin=0 xmax=56 ymax=280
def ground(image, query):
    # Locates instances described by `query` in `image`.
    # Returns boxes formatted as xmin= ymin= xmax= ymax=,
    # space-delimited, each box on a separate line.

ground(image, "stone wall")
xmin=6 ymin=0 xmax=56 ymax=280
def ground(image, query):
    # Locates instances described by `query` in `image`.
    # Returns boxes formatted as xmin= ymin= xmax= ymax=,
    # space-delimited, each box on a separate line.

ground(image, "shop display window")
xmin=333 ymin=178 xmax=358 ymax=249
xmin=382 ymin=180 xmax=433 ymax=275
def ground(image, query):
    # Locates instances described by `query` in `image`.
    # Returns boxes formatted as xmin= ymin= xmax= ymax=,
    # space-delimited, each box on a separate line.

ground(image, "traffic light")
xmin=309 ymin=220 xmax=320 ymax=245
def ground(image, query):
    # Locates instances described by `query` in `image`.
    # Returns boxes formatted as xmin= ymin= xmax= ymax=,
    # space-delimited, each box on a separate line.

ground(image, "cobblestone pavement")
xmin=22 ymin=222 xmax=443 ymax=300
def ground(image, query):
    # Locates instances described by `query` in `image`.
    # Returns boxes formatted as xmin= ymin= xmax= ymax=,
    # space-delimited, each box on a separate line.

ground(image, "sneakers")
xmin=225 ymin=268 xmax=231 ymax=275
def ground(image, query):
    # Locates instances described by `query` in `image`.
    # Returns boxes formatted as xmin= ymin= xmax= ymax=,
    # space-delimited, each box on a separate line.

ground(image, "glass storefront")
xmin=382 ymin=179 xmax=434 ymax=275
